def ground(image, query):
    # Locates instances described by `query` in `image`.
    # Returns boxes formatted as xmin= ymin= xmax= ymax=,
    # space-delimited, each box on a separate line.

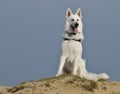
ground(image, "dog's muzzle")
xmin=71 ymin=22 xmax=79 ymax=29
xmin=71 ymin=22 xmax=79 ymax=34
xmin=74 ymin=23 xmax=79 ymax=28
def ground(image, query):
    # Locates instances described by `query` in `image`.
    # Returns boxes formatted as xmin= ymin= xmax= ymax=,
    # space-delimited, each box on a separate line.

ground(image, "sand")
xmin=0 ymin=75 xmax=120 ymax=94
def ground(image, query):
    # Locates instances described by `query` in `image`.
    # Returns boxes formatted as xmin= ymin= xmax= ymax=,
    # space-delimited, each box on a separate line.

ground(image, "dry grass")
xmin=82 ymin=80 xmax=98 ymax=92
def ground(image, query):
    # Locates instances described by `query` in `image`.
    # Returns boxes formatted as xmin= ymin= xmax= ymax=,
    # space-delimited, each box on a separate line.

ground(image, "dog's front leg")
xmin=79 ymin=59 xmax=87 ymax=78
xmin=72 ymin=58 xmax=79 ymax=75
xmin=56 ymin=55 xmax=66 ymax=76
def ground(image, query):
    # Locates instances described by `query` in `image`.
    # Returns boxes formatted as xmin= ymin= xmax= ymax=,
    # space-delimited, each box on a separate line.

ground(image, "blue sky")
xmin=0 ymin=0 xmax=120 ymax=86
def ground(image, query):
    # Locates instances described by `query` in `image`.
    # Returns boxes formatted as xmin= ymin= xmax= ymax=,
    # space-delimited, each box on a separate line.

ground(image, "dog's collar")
xmin=64 ymin=31 xmax=82 ymax=42
xmin=65 ymin=31 xmax=76 ymax=35
xmin=63 ymin=38 xmax=82 ymax=43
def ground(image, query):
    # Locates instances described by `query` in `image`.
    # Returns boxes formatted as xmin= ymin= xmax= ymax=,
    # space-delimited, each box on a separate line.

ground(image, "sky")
xmin=0 ymin=0 xmax=120 ymax=86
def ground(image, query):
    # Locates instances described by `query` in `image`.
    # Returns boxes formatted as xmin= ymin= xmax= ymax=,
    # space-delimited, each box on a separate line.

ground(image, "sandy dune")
xmin=0 ymin=75 xmax=120 ymax=94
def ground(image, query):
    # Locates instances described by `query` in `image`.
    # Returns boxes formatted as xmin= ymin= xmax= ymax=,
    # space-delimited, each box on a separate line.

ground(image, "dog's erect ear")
xmin=75 ymin=8 xmax=82 ymax=18
xmin=66 ymin=8 xmax=72 ymax=17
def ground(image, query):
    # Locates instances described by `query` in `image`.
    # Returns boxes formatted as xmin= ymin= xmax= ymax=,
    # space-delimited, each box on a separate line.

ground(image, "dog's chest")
xmin=62 ymin=40 xmax=82 ymax=62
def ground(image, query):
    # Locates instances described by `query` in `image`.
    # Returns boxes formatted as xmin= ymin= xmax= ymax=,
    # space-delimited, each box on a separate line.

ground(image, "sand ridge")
xmin=0 ymin=75 xmax=120 ymax=94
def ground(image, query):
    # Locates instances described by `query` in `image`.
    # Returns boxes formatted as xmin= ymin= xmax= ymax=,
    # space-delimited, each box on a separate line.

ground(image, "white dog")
xmin=56 ymin=8 xmax=109 ymax=81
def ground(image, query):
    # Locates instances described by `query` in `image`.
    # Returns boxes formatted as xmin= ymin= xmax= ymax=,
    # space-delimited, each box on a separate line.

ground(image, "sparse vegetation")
xmin=7 ymin=85 xmax=25 ymax=93
xmin=44 ymin=83 xmax=51 ymax=87
xmin=82 ymin=81 xmax=98 ymax=92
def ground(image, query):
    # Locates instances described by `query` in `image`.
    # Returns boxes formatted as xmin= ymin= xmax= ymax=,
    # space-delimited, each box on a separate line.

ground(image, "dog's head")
xmin=65 ymin=8 xmax=83 ymax=35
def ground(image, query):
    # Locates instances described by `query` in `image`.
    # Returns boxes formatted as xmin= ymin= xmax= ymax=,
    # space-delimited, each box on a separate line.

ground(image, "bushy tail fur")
xmin=79 ymin=59 xmax=109 ymax=81
xmin=84 ymin=72 xmax=109 ymax=81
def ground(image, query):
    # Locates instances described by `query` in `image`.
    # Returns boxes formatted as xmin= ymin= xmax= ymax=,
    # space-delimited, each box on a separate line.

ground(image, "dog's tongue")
xmin=74 ymin=28 xmax=78 ymax=34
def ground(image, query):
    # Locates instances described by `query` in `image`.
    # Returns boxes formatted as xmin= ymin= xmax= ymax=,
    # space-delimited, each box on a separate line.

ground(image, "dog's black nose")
xmin=75 ymin=23 xmax=79 ymax=28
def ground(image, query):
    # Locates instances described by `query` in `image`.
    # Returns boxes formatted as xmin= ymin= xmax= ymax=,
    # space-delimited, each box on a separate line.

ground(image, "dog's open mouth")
xmin=71 ymin=25 xmax=78 ymax=34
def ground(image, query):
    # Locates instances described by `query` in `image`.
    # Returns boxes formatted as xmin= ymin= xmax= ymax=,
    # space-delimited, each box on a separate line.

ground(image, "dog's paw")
xmin=56 ymin=72 xmax=63 ymax=77
xmin=56 ymin=73 xmax=60 ymax=77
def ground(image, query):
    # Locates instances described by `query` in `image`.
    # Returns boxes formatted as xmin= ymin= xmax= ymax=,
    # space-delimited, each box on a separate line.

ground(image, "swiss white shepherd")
xmin=56 ymin=8 xmax=109 ymax=81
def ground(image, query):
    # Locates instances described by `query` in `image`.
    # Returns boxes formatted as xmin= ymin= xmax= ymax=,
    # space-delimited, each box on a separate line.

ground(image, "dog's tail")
xmin=85 ymin=72 xmax=109 ymax=81
xmin=79 ymin=59 xmax=109 ymax=81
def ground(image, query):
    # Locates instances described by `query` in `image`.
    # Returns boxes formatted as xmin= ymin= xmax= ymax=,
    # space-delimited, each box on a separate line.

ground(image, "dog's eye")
xmin=77 ymin=19 xmax=79 ymax=21
xmin=71 ymin=19 xmax=74 ymax=21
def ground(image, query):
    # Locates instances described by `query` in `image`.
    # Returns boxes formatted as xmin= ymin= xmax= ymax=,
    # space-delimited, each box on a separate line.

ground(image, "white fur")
xmin=56 ymin=8 xmax=109 ymax=81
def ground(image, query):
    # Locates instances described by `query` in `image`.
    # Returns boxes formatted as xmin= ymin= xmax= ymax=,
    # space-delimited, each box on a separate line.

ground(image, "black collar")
xmin=63 ymin=38 xmax=82 ymax=43
xmin=64 ymin=31 xmax=82 ymax=42
xmin=65 ymin=31 xmax=76 ymax=36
